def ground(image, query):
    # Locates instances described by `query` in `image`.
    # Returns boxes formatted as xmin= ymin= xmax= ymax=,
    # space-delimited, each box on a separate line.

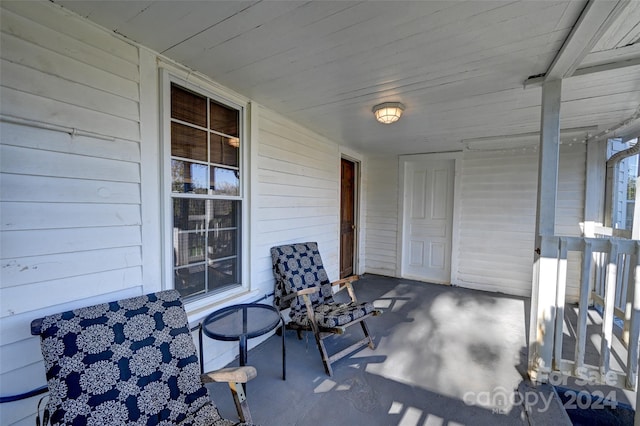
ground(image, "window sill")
xmin=185 ymin=287 xmax=262 ymax=327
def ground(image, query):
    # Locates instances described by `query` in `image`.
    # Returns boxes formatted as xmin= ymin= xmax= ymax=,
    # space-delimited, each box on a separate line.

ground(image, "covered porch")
xmin=1 ymin=0 xmax=640 ymax=424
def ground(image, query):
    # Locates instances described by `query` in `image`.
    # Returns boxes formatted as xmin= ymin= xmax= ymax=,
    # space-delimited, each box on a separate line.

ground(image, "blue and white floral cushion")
xmin=37 ymin=290 xmax=235 ymax=426
xmin=270 ymin=242 xmax=375 ymax=328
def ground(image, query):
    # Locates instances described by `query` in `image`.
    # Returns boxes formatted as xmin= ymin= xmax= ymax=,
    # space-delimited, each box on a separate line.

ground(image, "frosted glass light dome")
xmin=372 ymin=102 xmax=405 ymax=124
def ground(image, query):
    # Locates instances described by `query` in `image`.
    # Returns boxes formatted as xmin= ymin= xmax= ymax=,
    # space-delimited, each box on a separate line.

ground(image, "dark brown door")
xmin=340 ymin=158 xmax=356 ymax=278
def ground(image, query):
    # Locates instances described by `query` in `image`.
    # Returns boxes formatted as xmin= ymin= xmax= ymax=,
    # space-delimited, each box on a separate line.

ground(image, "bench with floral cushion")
xmin=31 ymin=290 xmax=256 ymax=426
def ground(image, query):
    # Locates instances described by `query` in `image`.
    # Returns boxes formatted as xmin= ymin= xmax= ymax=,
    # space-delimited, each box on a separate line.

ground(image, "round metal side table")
xmin=199 ymin=303 xmax=285 ymax=380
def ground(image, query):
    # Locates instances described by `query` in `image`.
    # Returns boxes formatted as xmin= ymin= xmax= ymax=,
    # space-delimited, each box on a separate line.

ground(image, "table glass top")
xmin=202 ymin=303 xmax=281 ymax=340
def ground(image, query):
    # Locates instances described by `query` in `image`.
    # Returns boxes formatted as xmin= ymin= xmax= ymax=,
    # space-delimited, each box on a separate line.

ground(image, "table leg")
xmin=239 ymin=335 xmax=247 ymax=366
xmin=198 ymin=325 xmax=204 ymax=374
xmin=281 ymin=320 xmax=286 ymax=380
xmin=238 ymin=335 xmax=248 ymax=394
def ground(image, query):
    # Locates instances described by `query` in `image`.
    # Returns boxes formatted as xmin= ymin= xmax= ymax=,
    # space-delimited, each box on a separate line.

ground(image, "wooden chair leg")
xmin=228 ymin=382 xmax=252 ymax=424
xmin=314 ymin=332 xmax=333 ymax=376
xmin=360 ymin=320 xmax=375 ymax=349
xmin=309 ymin=320 xmax=333 ymax=376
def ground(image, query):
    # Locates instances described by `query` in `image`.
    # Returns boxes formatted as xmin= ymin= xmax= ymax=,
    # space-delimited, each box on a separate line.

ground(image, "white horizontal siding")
xmin=1 ymin=269 xmax=143 ymax=320
xmin=252 ymin=106 xmax=341 ymax=293
xmin=0 ymin=5 xmax=138 ymax=82
xmin=0 ymin=174 xmax=140 ymax=204
xmin=556 ymin=143 xmax=586 ymax=301
xmin=1 ymin=59 xmax=139 ymax=120
xmin=454 ymin=144 xmax=586 ymax=298
xmin=1 ymin=227 xmax=141 ymax=259
xmin=0 ymin=32 xmax=138 ymax=102
xmin=1 ymin=144 xmax=140 ymax=182
xmin=557 ymin=143 xmax=586 ymax=236
xmin=363 ymin=156 xmax=399 ymax=277
xmin=455 ymin=149 xmax=537 ymax=296
xmin=0 ymin=2 xmax=142 ymax=424
xmin=1 ymin=121 xmax=140 ymax=161
xmin=1 ymin=203 xmax=141 ymax=231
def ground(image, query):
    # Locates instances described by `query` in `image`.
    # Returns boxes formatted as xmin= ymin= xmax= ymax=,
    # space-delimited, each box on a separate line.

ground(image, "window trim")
xmin=160 ymin=70 xmax=250 ymax=312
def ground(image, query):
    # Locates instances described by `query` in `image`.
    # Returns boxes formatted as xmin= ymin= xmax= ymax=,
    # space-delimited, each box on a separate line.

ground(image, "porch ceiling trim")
xmin=525 ymin=57 xmax=640 ymax=89
xmin=525 ymin=0 xmax=633 ymax=88
xmin=545 ymin=0 xmax=631 ymax=80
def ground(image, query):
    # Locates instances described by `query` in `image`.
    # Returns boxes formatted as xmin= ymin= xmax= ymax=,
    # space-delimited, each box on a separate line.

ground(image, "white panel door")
xmin=402 ymin=159 xmax=454 ymax=283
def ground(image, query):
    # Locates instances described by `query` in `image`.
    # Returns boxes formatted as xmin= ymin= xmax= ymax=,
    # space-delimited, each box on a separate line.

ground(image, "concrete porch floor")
xmin=206 ymin=274 xmax=634 ymax=425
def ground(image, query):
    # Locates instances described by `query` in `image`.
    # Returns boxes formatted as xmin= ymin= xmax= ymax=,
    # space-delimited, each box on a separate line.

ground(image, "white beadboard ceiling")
xmin=54 ymin=0 xmax=640 ymax=154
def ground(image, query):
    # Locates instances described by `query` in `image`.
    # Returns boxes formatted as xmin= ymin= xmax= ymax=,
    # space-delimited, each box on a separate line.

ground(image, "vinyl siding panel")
xmin=0 ymin=2 xmax=142 ymax=424
xmin=0 ymin=33 xmax=138 ymax=102
xmin=363 ymin=156 xmax=399 ymax=276
xmin=1 ymin=144 xmax=140 ymax=182
xmin=1 ymin=122 xmax=140 ymax=162
xmin=0 ymin=174 xmax=141 ymax=204
xmin=455 ymin=150 xmax=537 ymax=297
xmin=1 ymin=59 xmax=139 ymax=120
xmin=251 ymin=106 xmax=340 ymax=292
xmin=454 ymin=144 xmax=586 ymax=298
xmin=556 ymin=143 xmax=586 ymax=302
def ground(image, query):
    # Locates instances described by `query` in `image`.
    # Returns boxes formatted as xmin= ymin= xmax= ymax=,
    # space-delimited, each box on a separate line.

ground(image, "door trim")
xmin=397 ymin=152 xmax=463 ymax=283
xmin=340 ymin=151 xmax=362 ymax=276
xmin=340 ymin=158 xmax=357 ymax=278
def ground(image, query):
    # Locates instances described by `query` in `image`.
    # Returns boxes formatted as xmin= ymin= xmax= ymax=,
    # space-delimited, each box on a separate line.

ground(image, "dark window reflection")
xmin=172 ymin=198 xmax=241 ymax=298
xmin=171 ymin=84 xmax=242 ymax=300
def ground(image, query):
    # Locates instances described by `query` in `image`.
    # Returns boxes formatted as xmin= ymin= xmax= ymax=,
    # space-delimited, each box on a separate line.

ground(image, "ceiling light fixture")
xmin=372 ymin=102 xmax=405 ymax=124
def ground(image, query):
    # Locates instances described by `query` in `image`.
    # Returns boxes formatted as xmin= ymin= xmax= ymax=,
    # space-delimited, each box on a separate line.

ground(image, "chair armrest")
xmin=203 ymin=367 xmax=257 ymax=424
xmin=296 ymin=287 xmax=320 ymax=296
xmin=332 ymin=275 xmax=359 ymax=288
xmin=333 ymin=275 xmax=359 ymax=302
xmin=282 ymin=288 xmax=320 ymax=327
xmin=291 ymin=288 xmax=319 ymax=326
xmin=281 ymin=286 xmax=320 ymax=303
xmin=201 ymin=366 xmax=257 ymax=384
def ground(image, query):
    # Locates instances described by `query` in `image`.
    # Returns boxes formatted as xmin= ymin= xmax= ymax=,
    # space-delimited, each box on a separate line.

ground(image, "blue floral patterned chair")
xmin=271 ymin=242 xmax=381 ymax=376
xmin=31 ymin=290 xmax=256 ymax=425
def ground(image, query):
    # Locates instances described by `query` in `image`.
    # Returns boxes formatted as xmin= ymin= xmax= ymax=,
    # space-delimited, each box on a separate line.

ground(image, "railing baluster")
xmin=594 ymin=251 xmax=603 ymax=300
xmin=554 ymin=238 xmax=568 ymax=370
xmin=601 ymin=240 xmax=619 ymax=379
xmin=623 ymin=252 xmax=634 ymax=346
xmin=626 ymin=242 xmax=640 ymax=389
xmin=616 ymin=253 xmax=627 ymax=310
xmin=575 ymin=240 xmax=592 ymax=378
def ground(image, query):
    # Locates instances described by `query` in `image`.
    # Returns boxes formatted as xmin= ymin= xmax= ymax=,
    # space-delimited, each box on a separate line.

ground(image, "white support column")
xmin=536 ymin=79 xmax=562 ymax=237
xmin=529 ymin=79 xmax=562 ymax=381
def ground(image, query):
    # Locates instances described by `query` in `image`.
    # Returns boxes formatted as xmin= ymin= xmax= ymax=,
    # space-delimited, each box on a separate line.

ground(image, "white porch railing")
xmin=538 ymin=235 xmax=640 ymax=391
xmin=593 ymin=230 xmax=637 ymax=348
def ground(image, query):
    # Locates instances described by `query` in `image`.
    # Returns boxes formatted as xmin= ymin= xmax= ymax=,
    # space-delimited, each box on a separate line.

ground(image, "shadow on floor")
xmin=207 ymin=274 xmax=536 ymax=425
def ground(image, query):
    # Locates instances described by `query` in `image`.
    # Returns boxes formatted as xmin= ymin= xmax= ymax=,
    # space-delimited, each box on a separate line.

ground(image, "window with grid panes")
xmin=170 ymin=83 xmax=242 ymax=299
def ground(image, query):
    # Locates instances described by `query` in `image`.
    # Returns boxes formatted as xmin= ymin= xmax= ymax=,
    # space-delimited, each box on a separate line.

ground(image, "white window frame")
xmin=160 ymin=70 xmax=250 ymax=312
